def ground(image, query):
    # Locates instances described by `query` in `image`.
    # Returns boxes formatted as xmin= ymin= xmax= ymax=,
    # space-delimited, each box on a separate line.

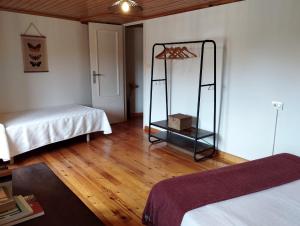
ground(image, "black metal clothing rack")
xmin=148 ymin=40 xmax=217 ymax=161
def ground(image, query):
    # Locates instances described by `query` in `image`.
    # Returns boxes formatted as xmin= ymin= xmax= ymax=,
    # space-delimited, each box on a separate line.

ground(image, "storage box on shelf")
xmin=168 ymin=114 xmax=192 ymax=130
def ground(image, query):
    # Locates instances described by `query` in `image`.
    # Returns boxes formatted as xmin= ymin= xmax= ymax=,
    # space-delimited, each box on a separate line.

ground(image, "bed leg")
xmin=10 ymin=157 xmax=14 ymax=165
xmin=86 ymin=134 xmax=90 ymax=143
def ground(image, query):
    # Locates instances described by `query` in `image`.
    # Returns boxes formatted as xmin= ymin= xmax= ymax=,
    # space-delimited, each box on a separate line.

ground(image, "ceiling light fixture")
xmin=121 ymin=1 xmax=130 ymax=13
xmin=109 ymin=0 xmax=143 ymax=14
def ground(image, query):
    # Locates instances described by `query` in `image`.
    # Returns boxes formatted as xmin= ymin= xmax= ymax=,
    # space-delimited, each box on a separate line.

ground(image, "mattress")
xmin=0 ymin=105 xmax=112 ymax=160
xmin=181 ymin=179 xmax=300 ymax=226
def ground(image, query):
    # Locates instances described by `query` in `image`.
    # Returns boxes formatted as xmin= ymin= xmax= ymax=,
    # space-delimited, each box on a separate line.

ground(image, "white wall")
xmin=0 ymin=11 xmax=91 ymax=112
xmin=143 ymin=0 xmax=300 ymax=160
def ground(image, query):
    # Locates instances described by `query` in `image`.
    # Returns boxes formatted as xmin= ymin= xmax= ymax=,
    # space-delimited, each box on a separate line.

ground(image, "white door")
xmin=88 ymin=23 xmax=125 ymax=123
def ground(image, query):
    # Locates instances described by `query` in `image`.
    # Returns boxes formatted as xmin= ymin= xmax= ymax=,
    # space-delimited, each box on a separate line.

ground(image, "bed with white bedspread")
xmin=181 ymin=179 xmax=300 ymax=226
xmin=142 ymin=153 xmax=300 ymax=226
xmin=0 ymin=105 xmax=112 ymax=161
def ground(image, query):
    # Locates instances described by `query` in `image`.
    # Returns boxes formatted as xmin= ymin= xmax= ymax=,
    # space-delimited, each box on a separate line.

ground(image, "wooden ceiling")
xmin=0 ymin=0 xmax=242 ymax=25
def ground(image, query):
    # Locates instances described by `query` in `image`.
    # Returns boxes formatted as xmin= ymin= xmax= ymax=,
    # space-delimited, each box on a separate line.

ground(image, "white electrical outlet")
xmin=272 ymin=101 xmax=284 ymax=110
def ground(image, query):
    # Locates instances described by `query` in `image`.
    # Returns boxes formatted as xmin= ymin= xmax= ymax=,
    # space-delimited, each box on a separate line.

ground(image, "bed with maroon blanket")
xmin=142 ymin=153 xmax=300 ymax=226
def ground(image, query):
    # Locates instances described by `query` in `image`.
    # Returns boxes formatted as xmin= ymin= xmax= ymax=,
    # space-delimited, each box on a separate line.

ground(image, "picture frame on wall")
xmin=21 ymin=34 xmax=49 ymax=73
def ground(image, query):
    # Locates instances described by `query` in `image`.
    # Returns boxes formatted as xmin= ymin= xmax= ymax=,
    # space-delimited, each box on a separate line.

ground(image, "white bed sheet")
xmin=181 ymin=179 xmax=300 ymax=226
xmin=0 ymin=105 xmax=112 ymax=160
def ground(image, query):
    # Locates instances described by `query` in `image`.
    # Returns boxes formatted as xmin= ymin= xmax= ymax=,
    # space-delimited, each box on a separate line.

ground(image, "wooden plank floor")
xmin=12 ymin=117 xmax=235 ymax=226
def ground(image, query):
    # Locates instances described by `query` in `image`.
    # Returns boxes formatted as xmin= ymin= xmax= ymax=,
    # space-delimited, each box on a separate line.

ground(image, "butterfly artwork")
xmin=30 ymin=61 xmax=42 ymax=67
xmin=21 ymin=35 xmax=48 ymax=73
xmin=29 ymin=54 xmax=42 ymax=61
xmin=27 ymin=43 xmax=41 ymax=52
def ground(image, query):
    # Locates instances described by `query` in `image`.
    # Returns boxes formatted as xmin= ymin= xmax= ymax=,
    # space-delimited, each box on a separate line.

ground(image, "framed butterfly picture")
xmin=21 ymin=35 xmax=49 ymax=73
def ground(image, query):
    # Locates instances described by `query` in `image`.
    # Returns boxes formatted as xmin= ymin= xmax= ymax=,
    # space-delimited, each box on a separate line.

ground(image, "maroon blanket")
xmin=142 ymin=153 xmax=300 ymax=226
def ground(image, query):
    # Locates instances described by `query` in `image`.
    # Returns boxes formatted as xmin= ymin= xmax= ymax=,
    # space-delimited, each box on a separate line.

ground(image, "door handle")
xmin=93 ymin=71 xmax=103 ymax=84
xmin=129 ymin=83 xmax=139 ymax=89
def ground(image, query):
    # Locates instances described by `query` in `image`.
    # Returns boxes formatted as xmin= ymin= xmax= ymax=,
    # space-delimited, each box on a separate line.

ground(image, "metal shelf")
xmin=148 ymin=40 xmax=217 ymax=162
xmin=150 ymin=131 xmax=214 ymax=155
xmin=151 ymin=120 xmax=214 ymax=139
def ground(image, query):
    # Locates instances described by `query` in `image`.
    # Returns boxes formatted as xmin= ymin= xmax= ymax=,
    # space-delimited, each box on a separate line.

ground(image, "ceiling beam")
xmin=80 ymin=13 xmax=143 ymax=24
xmin=80 ymin=0 xmax=243 ymax=24
xmin=0 ymin=0 xmax=244 ymax=25
xmin=142 ymin=0 xmax=243 ymax=21
xmin=0 ymin=6 xmax=79 ymax=22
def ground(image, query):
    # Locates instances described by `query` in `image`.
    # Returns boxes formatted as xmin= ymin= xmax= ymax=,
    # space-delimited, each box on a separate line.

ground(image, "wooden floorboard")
xmin=11 ymin=117 xmax=235 ymax=226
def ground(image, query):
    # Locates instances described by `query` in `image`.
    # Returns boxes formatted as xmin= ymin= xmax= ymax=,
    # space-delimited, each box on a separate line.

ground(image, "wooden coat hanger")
xmin=155 ymin=46 xmax=197 ymax=60
xmin=182 ymin=47 xmax=197 ymax=58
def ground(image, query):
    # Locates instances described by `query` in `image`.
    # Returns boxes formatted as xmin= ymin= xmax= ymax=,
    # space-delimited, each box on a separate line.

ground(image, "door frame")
xmin=124 ymin=23 xmax=144 ymax=120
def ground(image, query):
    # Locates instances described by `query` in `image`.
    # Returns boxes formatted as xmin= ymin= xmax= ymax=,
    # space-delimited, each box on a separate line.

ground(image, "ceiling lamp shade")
xmin=109 ymin=0 xmax=143 ymax=14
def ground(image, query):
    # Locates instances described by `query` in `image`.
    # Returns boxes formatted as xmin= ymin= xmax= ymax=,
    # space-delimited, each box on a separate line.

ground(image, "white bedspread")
xmin=0 ymin=105 xmax=112 ymax=160
xmin=181 ymin=179 xmax=300 ymax=226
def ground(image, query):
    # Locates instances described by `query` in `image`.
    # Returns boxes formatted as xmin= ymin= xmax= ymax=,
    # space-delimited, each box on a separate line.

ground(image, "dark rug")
xmin=13 ymin=163 xmax=105 ymax=226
